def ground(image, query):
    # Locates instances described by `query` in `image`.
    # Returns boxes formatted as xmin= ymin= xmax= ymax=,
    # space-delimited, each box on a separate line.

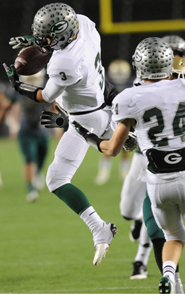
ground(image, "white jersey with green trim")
xmin=112 ymin=78 xmax=185 ymax=159
xmin=44 ymin=14 xmax=105 ymax=113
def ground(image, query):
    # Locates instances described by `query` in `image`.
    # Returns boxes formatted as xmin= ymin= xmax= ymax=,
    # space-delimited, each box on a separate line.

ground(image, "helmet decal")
xmin=51 ymin=21 xmax=68 ymax=34
xmin=134 ymin=51 xmax=142 ymax=62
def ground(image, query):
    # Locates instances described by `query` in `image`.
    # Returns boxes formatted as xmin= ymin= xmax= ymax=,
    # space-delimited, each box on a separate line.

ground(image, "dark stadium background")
xmin=0 ymin=0 xmax=185 ymax=80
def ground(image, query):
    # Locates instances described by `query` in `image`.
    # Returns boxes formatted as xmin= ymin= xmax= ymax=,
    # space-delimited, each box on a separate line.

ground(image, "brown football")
xmin=14 ymin=45 xmax=50 ymax=76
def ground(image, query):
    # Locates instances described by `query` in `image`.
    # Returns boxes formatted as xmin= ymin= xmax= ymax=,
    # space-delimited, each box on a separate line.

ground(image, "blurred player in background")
xmin=0 ymin=90 xmax=12 ymax=186
xmin=4 ymin=2 xmax=121 ymax=265
xmin=17 ymin=70 xmax=50 ymax=202
xmin=119 ymin=35 xmax=185 ymax=280
xmin=94 ymin=59 xmax=133 ymax=185
xmin=0 ymin=92 xmax=11 ymax=124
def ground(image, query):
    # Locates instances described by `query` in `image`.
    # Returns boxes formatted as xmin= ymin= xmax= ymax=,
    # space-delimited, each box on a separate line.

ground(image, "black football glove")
xmin=9 ymin=36 xmax=35 ymax=50
xmin=72 ymin=121 xmax=102 ymax=152
xmin=40 ymin=104 xmax=69 ymax=129
xmin=123 ymin=131 xmax=137 ymax=152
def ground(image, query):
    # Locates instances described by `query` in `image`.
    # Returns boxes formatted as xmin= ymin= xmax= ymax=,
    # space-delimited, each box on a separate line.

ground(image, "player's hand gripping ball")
xmin=14 ymin=45 xmax=50 ymax=76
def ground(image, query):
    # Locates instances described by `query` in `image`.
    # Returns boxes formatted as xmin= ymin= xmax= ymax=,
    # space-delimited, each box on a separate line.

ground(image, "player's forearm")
xmin=17 ymin=84 xmax=49 ymax=104
xmin=73 ymin=120 xmax=131 ymax=155
xmin=99 ymin=139 xmax=124 ymax=157
xmin=36 ymin=89 xmax=49 ymax=104
xmin=99 ymin=123 xmax=130 ymax=156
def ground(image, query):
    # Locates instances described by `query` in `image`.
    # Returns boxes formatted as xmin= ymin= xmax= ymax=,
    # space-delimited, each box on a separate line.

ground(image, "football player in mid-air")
xmin=3 ymin=2 xmax=126 ymax=266
xmin=72 ymin=37 xmax=185 ymax=293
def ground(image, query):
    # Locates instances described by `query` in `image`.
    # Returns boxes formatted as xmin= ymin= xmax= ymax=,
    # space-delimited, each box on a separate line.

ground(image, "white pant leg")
xmin=147 ymin=175 xmax=185 ymax=242
xmin=120 ymin=152 xmax=146 ymax=219
xmin=46 ymin=109 xmax=112 ymax=192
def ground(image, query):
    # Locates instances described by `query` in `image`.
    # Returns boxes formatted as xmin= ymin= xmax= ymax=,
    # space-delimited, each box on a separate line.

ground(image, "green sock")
xmin=53 ymin=183 xmax=91 ymax=215
xmin=27 ymin=182 xmax=35 ymax=192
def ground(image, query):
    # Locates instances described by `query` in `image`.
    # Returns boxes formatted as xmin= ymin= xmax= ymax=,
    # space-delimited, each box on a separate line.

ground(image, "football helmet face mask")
xmin=162 ymin=35 xmax=185 ymax=57
xmin=132 ymin=37 xmax=174 ymax=80
xmin=32 ymin=3 xmax=79 ymax=51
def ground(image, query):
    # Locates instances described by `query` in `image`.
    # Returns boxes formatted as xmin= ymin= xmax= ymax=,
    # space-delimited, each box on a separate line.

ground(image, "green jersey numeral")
xmin=143 ymin=102 xmax=185 ymax=146
xmin=95 ymin=52 xmax=104 ymax=90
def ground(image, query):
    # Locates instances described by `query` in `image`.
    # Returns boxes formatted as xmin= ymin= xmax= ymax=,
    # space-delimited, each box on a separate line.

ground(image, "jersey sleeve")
xmin=112 ymin=88 xmax=137 ymax=124
xmin=47 ymin=53 xmax=83 ymax=86
xmin=42 ymin=79 xmax=66 ymax=103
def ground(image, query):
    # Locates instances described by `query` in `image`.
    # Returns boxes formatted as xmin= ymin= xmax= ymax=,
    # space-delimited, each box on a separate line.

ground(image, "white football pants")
xmin=140 ymin=169 xmax=185 ymax=242
xmin=46 ymin=108 xmax=113 ymax=192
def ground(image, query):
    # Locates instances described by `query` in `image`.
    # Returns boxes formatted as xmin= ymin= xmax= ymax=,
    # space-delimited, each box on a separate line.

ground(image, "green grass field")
xmin=0 ymin=137 xmax=184 ymax=295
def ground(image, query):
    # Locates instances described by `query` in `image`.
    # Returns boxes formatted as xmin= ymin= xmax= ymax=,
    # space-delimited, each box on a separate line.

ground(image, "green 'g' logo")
xmin=135 ymin=50 xmax=142 ymax=62
xmin=51 ymin=21 xmax=68 ymax=34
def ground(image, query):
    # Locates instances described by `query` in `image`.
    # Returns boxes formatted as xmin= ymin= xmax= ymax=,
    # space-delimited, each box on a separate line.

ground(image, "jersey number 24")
xmin=143 ymin=102 xmax=185 ymax=147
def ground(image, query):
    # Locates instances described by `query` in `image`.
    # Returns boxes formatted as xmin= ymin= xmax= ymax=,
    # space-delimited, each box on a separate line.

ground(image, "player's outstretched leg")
xmin=53 ymin=183 xmax=118 ymax=266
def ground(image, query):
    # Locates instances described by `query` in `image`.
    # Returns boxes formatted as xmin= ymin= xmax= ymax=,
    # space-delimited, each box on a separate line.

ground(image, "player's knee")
xmin=120 ymin=199 xmax=135 ymax=219
xmin=46 ymin=161 xmax=69 ymax=192
xmin=120 ymin=203 xmax=139 ymax=220
xmin=46 ymin=164 xmax=55 ymax=190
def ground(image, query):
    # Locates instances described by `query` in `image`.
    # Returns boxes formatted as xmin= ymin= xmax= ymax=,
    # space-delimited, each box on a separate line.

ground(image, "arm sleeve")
xmin=112 ymin=90 xmax=137 ymax=124
xmin=41 ymin=78 xmax=66 ymax=103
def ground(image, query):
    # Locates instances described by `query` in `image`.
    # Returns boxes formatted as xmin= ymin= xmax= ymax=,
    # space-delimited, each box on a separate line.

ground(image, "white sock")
xmin=163 ymin=261 xmax=176 ymax=283
xmin=80 ymin=206 xmax=103 ymax=234
xmin=135 ymin=223 xmax=153 ymax=265
xmin=134 ymin=242 xmax=152 ymax=266
xmin=100 ymin=157 xmax=112 ymax=170
xmin=120 ymin=160 xmax=130 ymax=172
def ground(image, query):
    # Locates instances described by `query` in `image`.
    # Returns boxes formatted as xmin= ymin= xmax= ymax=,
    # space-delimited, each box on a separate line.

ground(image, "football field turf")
xmin=0 ymin=137 xmax=184 ymax=295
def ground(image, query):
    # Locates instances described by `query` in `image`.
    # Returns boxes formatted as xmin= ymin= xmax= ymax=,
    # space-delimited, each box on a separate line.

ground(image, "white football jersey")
xmin=43 ymin=14 xmax=105 ymax=113
xmin=112 ymin=78 xmax=185 ymax=162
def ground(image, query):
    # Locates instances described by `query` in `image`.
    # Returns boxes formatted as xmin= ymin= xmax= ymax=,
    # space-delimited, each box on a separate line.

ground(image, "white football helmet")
xmin=162 ymin=35 xmax=185 ymax=57
xmin=132 ymin=37 xmax=174 ymax=80
xmin=32 ymin=3 xmax=79 ymax=50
